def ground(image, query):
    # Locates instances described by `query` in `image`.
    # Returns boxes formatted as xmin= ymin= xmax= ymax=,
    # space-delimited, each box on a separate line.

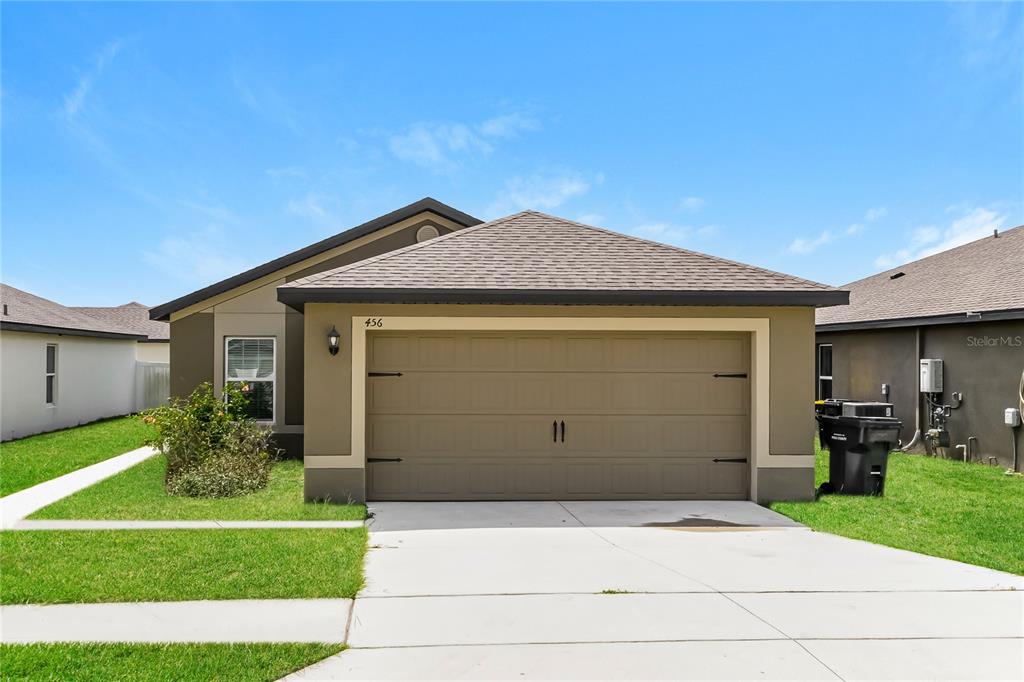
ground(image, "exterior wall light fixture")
xmin=327 ymin=325 xmax=341 ymax=356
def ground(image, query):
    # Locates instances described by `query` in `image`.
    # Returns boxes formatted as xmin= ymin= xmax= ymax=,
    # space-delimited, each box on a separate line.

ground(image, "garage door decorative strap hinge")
xmin=712 ymin=457 xmax=748 ymax=463
xmin=368 ymin=371 xmax=404 ymax=377
xmin=713 ymin=372 xmax=748 ymax=378
xmin=367 ymin=457 xmax=403 ymax=463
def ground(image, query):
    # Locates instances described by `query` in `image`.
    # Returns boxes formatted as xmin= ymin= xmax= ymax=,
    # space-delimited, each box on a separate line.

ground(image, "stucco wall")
xmin=817 ymin=319 xmax=1024 ymax=469
xmin=0 ymin=330 xmax=137 ymax=441
xmin=301 ymin=303 xmax=817 ymax=502
xmin=136 ymin=341 xmax=170 ymax=363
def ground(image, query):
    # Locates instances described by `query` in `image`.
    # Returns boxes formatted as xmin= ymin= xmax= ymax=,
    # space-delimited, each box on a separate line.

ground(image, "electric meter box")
xmin=920 ymin=359 xmax=943 ymax=393
xmin=1007 ymin=408 xmax=1022 ymax=428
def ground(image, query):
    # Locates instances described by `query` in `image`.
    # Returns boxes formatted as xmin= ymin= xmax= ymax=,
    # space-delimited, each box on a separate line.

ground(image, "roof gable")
xmin=817 ymin=225 xmax=1024 ymax=329
xmin=279 ymin=211 xmax=846 ymax=308
xmin=150 ymin=197 xmax=481 ymax=320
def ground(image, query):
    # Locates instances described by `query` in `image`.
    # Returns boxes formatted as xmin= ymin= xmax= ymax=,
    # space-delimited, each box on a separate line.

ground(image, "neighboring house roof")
xmin=73 ymin=302 xmax=169 ymax=341
xmin=150 ymin=197 xmax=482 ymax=321
xmin=279 ymin=211 xmax=847 ymax=308
xmin=0 ymin=284 xmax=146 ymax=340
xmin=816 ymin=225 xmax=1024 ymax=331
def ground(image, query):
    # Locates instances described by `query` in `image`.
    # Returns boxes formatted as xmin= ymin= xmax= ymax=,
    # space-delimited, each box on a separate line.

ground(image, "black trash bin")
xmin=816 ymin=401 xmax=901 ymax=496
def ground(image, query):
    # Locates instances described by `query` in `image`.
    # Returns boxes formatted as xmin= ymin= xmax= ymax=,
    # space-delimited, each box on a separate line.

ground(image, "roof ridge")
xmin=523 ymin=210 xmax=837 ymax=292
xmin=838 ymin=222 xmax=1024 ymax=288
xmin=284 ymin=211 xmax=529 ymax=287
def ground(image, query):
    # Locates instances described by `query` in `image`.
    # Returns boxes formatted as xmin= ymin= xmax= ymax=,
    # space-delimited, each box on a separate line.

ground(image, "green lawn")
xmin=772 ymin=445 xmax=1024 ymax=575
xmin=32 ymin=457 xmax=366 ymax=521
xmin=0 ymin=416 xmax=154 ymax=497
xmin=0 ymin=528 xmax=366 ymax=604
xmin=0 ymin=643 xmax=343 ymax=681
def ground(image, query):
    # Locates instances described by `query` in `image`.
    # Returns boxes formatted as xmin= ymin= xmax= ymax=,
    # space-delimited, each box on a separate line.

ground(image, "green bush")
xmin=143 ymin=383 xmax=277 ymax=498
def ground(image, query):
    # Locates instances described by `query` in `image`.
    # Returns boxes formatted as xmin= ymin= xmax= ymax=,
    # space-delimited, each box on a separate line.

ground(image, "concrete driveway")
xmin=290 ymin=501 xmax=1024 ymax=680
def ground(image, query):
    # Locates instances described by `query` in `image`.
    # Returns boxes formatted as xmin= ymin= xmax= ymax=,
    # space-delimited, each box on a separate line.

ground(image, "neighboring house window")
xmin=225 ymin=337 xmax=275 ymax=421
xmin=45 ymin=344 xmax=58 ymax=405
xmin=817 ymin=344 xmax=833 ymax=400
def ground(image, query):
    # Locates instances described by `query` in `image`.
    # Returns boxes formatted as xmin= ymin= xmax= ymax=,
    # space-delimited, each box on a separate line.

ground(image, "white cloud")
xmin=628 ymin=222 xmax=719 ymax=246
xmin=388 ymin=113 xmax=539 ymax=172
xmin=576 ymin=213 xmax=605 ymax=226
xmin=787 ymin=230 xmax=833 ymax=254
xmin=874 ymin=206 xmax=1007 ymax=268
xmin=179 ymin=199 xmax=239 ymax=225
xmin=287 ymin=193 xmax=330 ymax=220
xmin=488 ymin=171 xmax=592 ymax=216
xmin=865 ymin=207 xmax=888 ymax=222
xmin=143 ymin=225 xmax=249 ymax=285
xmin=62 ymin=39 xmax=123 ymax=119
xmin=846 ymin=223 xmax=865 ymax=236
xmin=679 ymin=196 xmax=706 ymax=213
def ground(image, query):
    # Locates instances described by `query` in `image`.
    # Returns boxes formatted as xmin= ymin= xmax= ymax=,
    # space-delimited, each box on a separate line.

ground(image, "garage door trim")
xmin=343 ymin=317 xmax=782 ymax=502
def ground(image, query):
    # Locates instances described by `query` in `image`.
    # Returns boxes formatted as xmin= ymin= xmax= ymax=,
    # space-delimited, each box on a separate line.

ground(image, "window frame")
xmin=45 ymin=343 xmax=58 ymax=406
xmin=816 ymin=343 xmax=833 ymax=400
xmin=224 ymin=336 xmax=276 ymax=424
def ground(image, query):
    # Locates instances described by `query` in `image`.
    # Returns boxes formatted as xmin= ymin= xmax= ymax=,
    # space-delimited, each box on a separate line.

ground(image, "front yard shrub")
xmin=144 ymin=383 xmax=277 ymax=498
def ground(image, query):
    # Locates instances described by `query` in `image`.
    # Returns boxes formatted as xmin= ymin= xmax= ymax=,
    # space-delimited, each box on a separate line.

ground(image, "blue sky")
xmin=2 ymin=2 xmax=1021 ymax=306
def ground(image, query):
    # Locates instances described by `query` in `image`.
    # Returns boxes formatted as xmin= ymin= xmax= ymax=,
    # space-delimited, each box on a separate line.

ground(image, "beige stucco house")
xmin=151 ymin=198 xmax=848 ymax=503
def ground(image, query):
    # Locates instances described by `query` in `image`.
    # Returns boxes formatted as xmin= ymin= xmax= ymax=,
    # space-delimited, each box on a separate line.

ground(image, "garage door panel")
xmin=367 ymin=331 xmax=750 ymax=501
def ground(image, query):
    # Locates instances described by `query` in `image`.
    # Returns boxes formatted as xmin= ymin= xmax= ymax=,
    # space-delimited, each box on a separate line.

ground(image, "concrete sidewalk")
xmin=0 ymin=599 xmax=351 ymax=643
xmin=0 ymin=446 xmax=157 ymax=529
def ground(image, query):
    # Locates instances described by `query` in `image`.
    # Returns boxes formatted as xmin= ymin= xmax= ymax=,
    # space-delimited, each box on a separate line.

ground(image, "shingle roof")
xmin=73 ymin=303 xmax=169 ymax=340
xmin=816 ymin=225 xmax=1024 ymax=329
xmin=0 ymin=285 xmax=146 ymax=340
xmin=150 ymin=197 xmax=481 ymax=321
xmin=279 ymin=211 xmax=846 ymax=307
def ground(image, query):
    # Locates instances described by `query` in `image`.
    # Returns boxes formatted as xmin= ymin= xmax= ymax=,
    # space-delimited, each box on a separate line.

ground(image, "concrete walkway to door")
xmin=288 ymin=501 xmax=1024 ymax=681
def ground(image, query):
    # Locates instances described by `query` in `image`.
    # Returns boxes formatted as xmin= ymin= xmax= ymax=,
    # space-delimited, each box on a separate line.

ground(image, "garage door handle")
xmin=553 ymin=421 xmax=558 ymax=442
xmin=367 ymin=457 xmax=403 ymax=463
xmin=712 ymin=457 xmax=748 ymax=463
xmin=713 ymin=373 xmax=748 ymax=378
xmin=560 ymin=420 xmax=565 ymax=443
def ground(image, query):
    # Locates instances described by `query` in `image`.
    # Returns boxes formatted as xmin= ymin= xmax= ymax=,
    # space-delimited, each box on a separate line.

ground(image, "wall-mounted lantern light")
xmin=327 ymin=325 xmax=341 ymax=356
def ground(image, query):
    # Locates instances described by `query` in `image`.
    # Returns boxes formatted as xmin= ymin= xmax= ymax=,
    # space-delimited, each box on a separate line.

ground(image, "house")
xmin=72 ymin=303 xmax=170 ymax=362
xmin=151 ymin=198 xmax=848 ymax=503
xmin=815 ymin=226 xmax=1024 ymax=470
xmin=0 ymin=285 xmax=169 ymax=440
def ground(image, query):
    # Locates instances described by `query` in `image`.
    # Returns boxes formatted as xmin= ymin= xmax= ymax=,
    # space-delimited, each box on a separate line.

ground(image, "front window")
xmin=817 ymin=344 xmax=833 ymax=400
xmin=225 ymin=337 xmax=275 ymax=421
xmin=45 ymin=344 xmax=58 ymax=405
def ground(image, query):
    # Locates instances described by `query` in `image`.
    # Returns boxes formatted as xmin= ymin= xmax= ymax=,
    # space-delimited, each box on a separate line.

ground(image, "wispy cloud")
xmin=143 ymin=225 xmax=249 ymax=285
xmin=388 ymin=113 xmax=540 ymax=173
xmin=865 ymin=206 xmax=888 ymax=222
xmin=62 ymin=39 xmax=123 ymax=120
xmin=576 ymin=213 xmax=606 ymax=226
xmin=178 ymin=199 xmax=240 ymax=225
xmin=487 ymin=170 xmax=596 ymax=216
xmin=231 ymin=68 xmax=301 ymax=134
xmin=629 ymin=222 xmax=719 ymax=246
xmin=287 ymin=192 xmax=330 ymax=221
xmin=874 ymin=205 xmax=1008 ymax=268
xmin=787 ymin=230 xmax=834 ymax=254
xmin=679 ymin=196 xmax=706 ymax=213
xmin=948 ymin=2 xmax=1024 ymax=69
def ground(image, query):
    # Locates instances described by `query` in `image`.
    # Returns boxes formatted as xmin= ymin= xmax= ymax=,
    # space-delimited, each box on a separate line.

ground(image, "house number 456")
xmin=364 ymin=318 xmax=384 ymax=328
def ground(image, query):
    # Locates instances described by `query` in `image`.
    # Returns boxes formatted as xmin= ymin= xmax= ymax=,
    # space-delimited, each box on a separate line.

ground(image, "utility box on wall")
xmin=920 ymin=359 xmax=943 ymax=393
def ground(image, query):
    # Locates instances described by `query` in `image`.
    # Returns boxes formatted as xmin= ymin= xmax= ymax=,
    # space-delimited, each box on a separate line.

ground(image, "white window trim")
xmin=224 ymin=336 xmax=276 ymax=424
xmin=817 ymin=343 xmax=833 ymax=400
xmin=45 ymin=343 xmax=58 ymax=406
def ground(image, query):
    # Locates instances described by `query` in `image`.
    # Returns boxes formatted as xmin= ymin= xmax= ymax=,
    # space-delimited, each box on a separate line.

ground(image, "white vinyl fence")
xmin=135 ymin=361 xmax=169 ymax=412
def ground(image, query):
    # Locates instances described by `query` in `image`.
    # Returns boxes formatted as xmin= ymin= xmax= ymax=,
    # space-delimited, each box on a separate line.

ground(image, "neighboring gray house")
xmin=816 ymin=226 xmax=1024 ymax=470
xmin=0 ymin=285 xmax=169 ymax=441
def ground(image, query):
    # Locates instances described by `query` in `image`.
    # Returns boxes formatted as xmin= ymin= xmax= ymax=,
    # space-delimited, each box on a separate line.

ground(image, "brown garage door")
xmin=366 ymin=331 xmax=750 ymax=501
